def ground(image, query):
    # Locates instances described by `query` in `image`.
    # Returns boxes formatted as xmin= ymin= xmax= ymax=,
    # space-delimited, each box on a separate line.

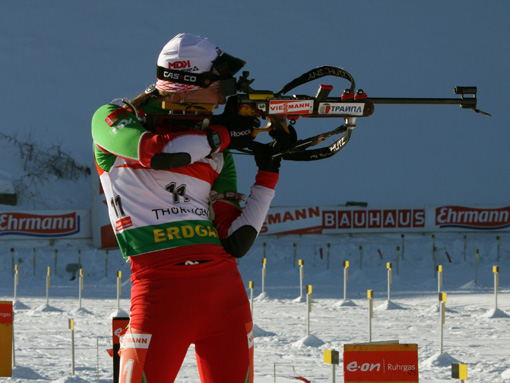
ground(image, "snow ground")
xmin=0 ymin=232 xmax=508 ymax=383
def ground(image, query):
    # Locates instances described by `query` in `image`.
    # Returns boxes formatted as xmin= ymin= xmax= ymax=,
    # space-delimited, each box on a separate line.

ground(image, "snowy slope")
xmin=0 ymin=233 xmax=509 ymax=382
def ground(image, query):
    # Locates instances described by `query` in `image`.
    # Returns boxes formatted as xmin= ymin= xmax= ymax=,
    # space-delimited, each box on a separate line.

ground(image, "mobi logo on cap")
xmin=0 ymin=212 xmax=79 ymax=237
xmin=436 ymin=206 xmax=510 ymax=230
xmin=168 ymin=60 xmax=191 ymax=69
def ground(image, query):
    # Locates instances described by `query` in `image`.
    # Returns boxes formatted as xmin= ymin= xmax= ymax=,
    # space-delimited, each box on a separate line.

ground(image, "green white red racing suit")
xmin=91 ymin=99 xmax=276 ymax=383
xmin=91 ymin=99 xmax=277 ymax=263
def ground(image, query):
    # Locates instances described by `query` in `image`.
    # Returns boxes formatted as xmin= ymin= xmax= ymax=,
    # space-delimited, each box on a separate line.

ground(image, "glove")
xmin=252 ymin=121 xmax=298 ymax=173
xmin=213 ymin=96 xmax=259 ymax=149
xmin=267 ymin=119 xmax=298 ymax=154
xmin=252 ymin=142 xmax=282 ymax=173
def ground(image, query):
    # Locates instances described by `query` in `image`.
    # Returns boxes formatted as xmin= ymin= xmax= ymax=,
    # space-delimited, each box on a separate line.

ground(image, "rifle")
xmin=130 ymin=66 xmax=490 ymax=162
xmin=226 ymin=66 xmax=491 ymax=161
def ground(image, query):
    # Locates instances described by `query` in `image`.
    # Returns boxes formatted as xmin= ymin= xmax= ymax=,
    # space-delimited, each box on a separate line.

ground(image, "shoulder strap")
xmin=276 ymin=66 xmax=356 ymax=96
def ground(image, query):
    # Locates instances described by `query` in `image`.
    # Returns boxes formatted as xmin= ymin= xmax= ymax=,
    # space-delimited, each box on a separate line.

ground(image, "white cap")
xmin=156 ymin=33 xmax=221 ymax=92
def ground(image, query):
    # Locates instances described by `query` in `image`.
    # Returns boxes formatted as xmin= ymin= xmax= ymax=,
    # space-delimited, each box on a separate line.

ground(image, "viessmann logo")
xmin=436 ymin=206 xmax=510 ymax=230
xmin=0 ymin=212 xmax=80 ymax=237
xmin=269 ymin=100 xmax=313 ymax=114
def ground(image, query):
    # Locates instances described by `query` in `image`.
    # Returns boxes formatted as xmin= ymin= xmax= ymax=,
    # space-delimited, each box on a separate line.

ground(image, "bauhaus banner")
xmin=2 ymin=205 xmax=507 ymax=243
xmin=261 ymin=205 xmax=510 ymax=235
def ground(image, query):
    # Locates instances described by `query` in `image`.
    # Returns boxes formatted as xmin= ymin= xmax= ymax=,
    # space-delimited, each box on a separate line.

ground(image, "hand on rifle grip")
xmin=267 ymin=115 xmax=290 ymax=134
xmin=214 ymin=96 xmax=260 ymax=149
xmin=251 ymin=116 xmax=290 ymax=138
xmin=268 ymin=122 xmax=297 ymax=154
xmin=251 ymin=142 xmax=282 ymax=173
xmin=252 ymin=122 xmax=273 ymax=138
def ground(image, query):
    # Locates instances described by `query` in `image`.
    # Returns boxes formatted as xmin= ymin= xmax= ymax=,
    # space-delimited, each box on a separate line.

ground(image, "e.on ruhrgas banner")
xmin=261 ymin=205 xmax=510 ymax=235
xmin=343 ymin=343 xmax=419 ymax=383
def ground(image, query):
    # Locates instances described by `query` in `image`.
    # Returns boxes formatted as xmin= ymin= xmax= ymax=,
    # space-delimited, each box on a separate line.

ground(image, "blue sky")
xmin=1 ymin=1 xmax=508 ymax=207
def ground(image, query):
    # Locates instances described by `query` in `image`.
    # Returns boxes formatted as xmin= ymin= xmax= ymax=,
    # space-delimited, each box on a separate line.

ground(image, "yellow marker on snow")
xmin=324 ymin=349 xmax=340 ymax=383
xmin=452 ymin=363 xmax=468 ymax=381
xmin=324 ymin=349 xmax=339 ymax=365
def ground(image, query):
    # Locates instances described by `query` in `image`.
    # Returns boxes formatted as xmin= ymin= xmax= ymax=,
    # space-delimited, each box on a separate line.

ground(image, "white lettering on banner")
xmin=387 ymin=363 xmax=416 ymax=372
xmin=260 ymin=205 xmax=510 ymax=235
xmin=346 ymin=361 xmax=381 ymax=372
xmin=0 ymin=212 xmax=78 ymax=236
xmin=260 ymin=207 xmax=322 ymax=234
xmin=436 ymin=206 xmax=510 ymax=229
xmin=318 ymin=103 xmax=365 ymax=116
xmin=266 ymin=207 xmax=321 ymax=225
xmin=323 ymin=209 xmax=426 ymax=230
xmin=268 ymin=100 xmax=313 ymax=114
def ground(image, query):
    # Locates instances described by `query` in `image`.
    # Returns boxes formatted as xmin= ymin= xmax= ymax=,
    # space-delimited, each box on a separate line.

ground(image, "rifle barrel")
xmin=365 ymin=97 xmax=472 ymax=106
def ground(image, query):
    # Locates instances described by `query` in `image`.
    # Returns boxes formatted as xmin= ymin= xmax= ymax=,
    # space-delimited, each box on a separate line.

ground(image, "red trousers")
xmin=120 ymin=255 xmax=253 ymax=383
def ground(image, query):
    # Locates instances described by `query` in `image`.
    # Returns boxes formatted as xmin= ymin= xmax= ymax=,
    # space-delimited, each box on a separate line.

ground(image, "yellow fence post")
xmin=249 ymin=281 xmax=254 ymax=314
xmin=306 ymin=285 xmax=312 ymax=336
xmin=367 ymin=289 xmax=374 ymax=342
xmin=46 ymin=266 xmax=51 ymax=306
xmin=343 ymin=261 xmax=349 ymax=301
xmin=299 ymin=259 xmax=304 ymax=299
xmin=116 ymin=271 xmax=122 ymax=312
xmin=69 ymin=318 xmax=75 ymax=376
xmin=324 ymin=349 xmax=339 ymax=383
xmin=493 ymin=266 xmax=499 ymax=310
xmin=386 ymin=263 xmax=392 ymax=302
xmin=262 ymin=258 xmax=267 ymax=294
xmin=437 ymin=265 xmax=443 ymax=294
xmin=474 ymin=249 xmax=479 ymax=284
xmin=439 ymin=292 xmax=447 ymax=354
